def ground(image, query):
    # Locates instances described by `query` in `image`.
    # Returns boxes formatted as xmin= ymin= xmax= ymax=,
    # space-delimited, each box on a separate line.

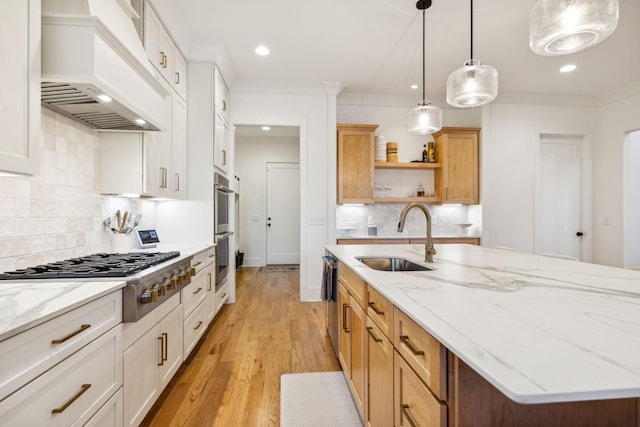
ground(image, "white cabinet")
xmin=143 ymin=1 xmax=187 ymax=100
xmin=215 ymin=278 xmax=230 ymax=313
xmin=0 ymin=0 xmax=40 ymax=175
xmin=183 ymin=246 xmax=215 ymax=357
xmin=123 ymin=302 xmax=182 ymax=427
xmin=214 ymin=67 xmax=231 ymax=175
xmin=85 ymin=387 xmax=124 ymax=427
xmin=0 ymin=326 xmax=123 ymax=427
xmin=100 ymin=90 xmax=186 ymax=199
xmin=190 ymin=246 xmax=217 ymax=323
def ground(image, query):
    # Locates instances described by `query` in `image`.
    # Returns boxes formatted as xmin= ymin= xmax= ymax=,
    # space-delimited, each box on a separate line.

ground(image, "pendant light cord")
xmin=470 ymin=0 xmax=474 ymax=60
xmin=422 ymin=9 xmax=426 ymax=102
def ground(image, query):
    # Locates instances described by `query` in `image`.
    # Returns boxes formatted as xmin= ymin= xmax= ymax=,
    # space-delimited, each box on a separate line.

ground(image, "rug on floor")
xmin=260 ymin=265 xmax=300 ymax=272
xmin=280 ymin=371 xmax=363 ymax=427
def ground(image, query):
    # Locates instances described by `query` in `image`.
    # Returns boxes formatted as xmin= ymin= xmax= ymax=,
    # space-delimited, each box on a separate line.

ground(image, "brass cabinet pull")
xmin=368 ymin=301 xmax=384 ymax=315
xmin=175 ymin=72 xmax=180 ymax=84
xmin=194 ymin=321 xmax=203 ymax=330
xmin=160 ymin=51 xmax=167 ymax=68
xmin=222 ymin=149 xmax=227 ymax=166
xmin=342 ymin=303 xmax=350 ymax=332
xmin=366 ymin=326 xmax=382 ymax=343
xmin=52 ymin=384 xmax=91 ymax=414
xmin=207 ymin=273 xmax=212 ymax=291
xmin=222 ymin=100 xmax=227 ymax=112
xmin=162 ymin=332 xmax=168 ymax=362
xmin=401 ymin=404 xmax=418 ymax=427
xmin=175 ymin=173 xmax=180 ymax=191
xmin=193 ymin=287 xmax=203 ymax=294
xmin=193 ymin=261 xmax=202 ymax=267
xmin=51 ymin=324 xmax=90 ymax=344
xmin=400 ymin=335 xmax=424 ymax=356
xmin=221 ymin=293 xmax=227 ymax=299
xmin=157 ymin=336 xmax=164 ymax=366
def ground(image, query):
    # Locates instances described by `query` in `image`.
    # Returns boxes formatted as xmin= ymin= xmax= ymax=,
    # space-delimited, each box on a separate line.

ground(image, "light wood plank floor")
xmin=141 ymin=266 xmax=341 ymax=426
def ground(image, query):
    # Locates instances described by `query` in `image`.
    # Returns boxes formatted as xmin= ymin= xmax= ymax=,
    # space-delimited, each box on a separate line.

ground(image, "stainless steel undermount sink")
xmin=356 ymin=256 xmax=434 ymax=272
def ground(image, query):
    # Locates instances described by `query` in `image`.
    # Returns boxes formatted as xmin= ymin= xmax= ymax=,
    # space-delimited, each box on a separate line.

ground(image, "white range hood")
xmin=41 ymin=0 xmax=170 ymax=131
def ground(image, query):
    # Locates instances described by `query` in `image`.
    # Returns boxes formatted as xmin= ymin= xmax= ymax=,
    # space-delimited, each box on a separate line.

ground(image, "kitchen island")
xmin=326 ymin=243 xmax=640 ymax=426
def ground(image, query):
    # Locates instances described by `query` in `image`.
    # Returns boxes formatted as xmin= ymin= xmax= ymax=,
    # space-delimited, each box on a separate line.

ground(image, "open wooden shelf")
xmin=374 ymin=162 xmax=441 ymax=170
xmin=374 ymin=196 xmax=441 ymax=203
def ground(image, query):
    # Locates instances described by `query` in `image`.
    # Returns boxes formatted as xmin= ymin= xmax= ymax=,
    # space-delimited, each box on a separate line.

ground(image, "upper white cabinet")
xmin=0 ymin=0 xmax=40 ymax=175
xmin=214 ymin=67 xmax=229 ymax=122
xmin=143 ymin=1 xmax=187 ymax=100
xmin=171 ymin=95 xmax=187 ymax=199
xmin=214 ymin=67 xmax=231 ymax=174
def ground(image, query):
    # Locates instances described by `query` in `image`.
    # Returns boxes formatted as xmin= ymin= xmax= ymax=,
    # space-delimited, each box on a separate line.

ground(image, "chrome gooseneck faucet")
xmin=397 ymin=202 xmax=437 ymax=262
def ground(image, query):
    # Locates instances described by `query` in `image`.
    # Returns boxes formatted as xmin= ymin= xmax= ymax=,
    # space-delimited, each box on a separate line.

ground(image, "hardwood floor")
xmin=141 ymin=266 xmax=341 ymax=426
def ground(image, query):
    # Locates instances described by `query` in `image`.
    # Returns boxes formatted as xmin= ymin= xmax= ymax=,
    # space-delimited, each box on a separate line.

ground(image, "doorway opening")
xmin=623 ymin=130 xmax=640 ymax=267
xmin=234 ymin=125 xmax=301 ymax=268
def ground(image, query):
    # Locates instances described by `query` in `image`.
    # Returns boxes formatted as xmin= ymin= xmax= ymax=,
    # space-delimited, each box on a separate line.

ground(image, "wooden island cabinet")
xmin=335 ymin=261 xmax=639 ymax=427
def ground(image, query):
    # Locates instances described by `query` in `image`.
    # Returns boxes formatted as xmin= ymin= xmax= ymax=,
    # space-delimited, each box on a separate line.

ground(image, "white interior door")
xmin=535 ymin=134 xmax=583 ymax=259
xmin=623 ymin=130 xmax=640 ymax=267
xmin=266 ymin=162 xmax=300 ymax=265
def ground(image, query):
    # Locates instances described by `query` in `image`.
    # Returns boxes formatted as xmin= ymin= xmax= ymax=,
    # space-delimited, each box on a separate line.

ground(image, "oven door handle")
xmin=215 ymin=231 xmax=234 ymax=241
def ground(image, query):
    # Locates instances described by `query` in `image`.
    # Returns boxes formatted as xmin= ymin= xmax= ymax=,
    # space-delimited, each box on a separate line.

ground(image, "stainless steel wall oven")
xmin=214 ymin=172 xmax=233 ymax=289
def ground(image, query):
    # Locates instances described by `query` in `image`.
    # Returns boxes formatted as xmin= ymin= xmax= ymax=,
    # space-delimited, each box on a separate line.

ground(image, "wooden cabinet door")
xmin=349 ymin=294 xmax=366 ymax=420
xmin=434 ymin=127 xmax=480 ymax=204
xmin=366 ymin=318 xmax=393 ymax=427
xmin=337 ymin=283 xmax=351 ymax=374
xmin=337 ymin=124 xmax=378 ymax=204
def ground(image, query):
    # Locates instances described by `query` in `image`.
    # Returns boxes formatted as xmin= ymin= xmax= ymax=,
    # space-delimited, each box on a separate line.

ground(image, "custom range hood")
xmin=41 ymin=0 xmax=169 ymax=131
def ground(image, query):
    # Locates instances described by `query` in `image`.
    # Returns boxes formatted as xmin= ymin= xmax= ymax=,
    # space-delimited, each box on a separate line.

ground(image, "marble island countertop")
xmin=0 ymin=280 xmax=126 ymax=341
xmin=325 ymin=243 xmax=640 ymax=404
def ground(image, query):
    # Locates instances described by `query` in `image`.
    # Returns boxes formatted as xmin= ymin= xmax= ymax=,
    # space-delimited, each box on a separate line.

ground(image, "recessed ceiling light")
xmin=560 ymin=64 xmax=577 ymax=73
xmin=135 ymin=118 xmax=146 ymax=125
xmin=255 ymin=46 xmax=270 ymax=56
xmin=262 ymin=126 xmax=271 ymax=131
xmin=410 ymin=84 xmax=419 ymax=90
xmin=97 ymin=94 xmax=112 ymax=102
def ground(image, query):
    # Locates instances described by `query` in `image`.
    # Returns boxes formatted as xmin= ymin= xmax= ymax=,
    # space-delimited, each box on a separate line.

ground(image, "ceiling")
xmin=150 ymin=0 xmax=639 ymax=102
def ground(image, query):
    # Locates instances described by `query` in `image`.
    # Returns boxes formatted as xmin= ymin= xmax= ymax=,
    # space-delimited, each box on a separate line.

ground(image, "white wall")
xmin=230 ymin=90 xmax=335 ymax=302
xmin=623 ymin=131 xmax=640 ymax=267
xmin=235 ymin=136 xmax=299 ymax=266
xmin=596 ymin=91 xmax=640 ymax=266
xmin=482 ymin=103 xmax=596 ymax=257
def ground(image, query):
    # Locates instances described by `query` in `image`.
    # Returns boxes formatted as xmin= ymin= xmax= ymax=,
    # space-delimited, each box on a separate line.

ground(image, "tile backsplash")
xmin=0 ymin=109 xmax=155 ymax=272
xmin=336 ymin=203 xmax=480 ymax=238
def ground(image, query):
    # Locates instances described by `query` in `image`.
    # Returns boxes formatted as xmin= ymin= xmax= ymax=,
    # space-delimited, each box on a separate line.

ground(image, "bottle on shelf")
xmin=417 ymin=183 xmax=425 ymax=197
xmin=428 ymin=141 xmax=436 ymax=163
xmin=422 ymin=144 xmax=428 ymax=162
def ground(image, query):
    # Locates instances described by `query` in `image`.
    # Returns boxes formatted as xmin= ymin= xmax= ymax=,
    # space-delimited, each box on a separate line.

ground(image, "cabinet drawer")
xmin=183 ymin=299 xmax=208 ymax=358
xmin=182 ymin=276 xmax=207 ymax=318
xmin=393 ymin=307 xmax=447 ymax=399
xmin=338 ymin=261 xmax=366 ymax=308
xmin=215 ymin=279 xmax=229 ymax=313
xmin=367 ymin=285 xmax=393 ymax=340
xmin=0 ymin=291 xmax=122 ymax=400
xmin=394 ymin=351 xmax=447 ymax=427
xmin=85 ymin=386 xmax=123 ymax=427
xmin=0 ymin=325 xmax=123 ymax=426
xmin=191 ymin=249 xmax=208 ymax=273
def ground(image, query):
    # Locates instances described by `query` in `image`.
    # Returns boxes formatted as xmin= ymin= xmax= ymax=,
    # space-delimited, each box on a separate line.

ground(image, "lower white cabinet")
xmin=85 ymin=387 xmax=124 ymax=427
xmin=215 ymin=279 xmax=230 ymax=313
xmin=123 ymin=303 xmax=182 ymax=427
xmin=0 ymin=325 xmax=123 ymax=426
xmin=183 ymin=296 xmax=208 ymax=357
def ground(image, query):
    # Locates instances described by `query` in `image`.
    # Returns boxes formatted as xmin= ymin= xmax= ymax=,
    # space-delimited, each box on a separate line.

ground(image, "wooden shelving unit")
xmin=374 ymin=162 xmax=440 ymax=170
xmin=373 ymin=196 xmax=440 ymax=204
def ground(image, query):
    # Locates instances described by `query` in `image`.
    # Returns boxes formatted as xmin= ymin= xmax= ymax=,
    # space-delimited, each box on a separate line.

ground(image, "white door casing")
xmin=534 ymin=134 xmax=585 ymax=259
xmin=266 ymin=162 xmax=300 ymax=265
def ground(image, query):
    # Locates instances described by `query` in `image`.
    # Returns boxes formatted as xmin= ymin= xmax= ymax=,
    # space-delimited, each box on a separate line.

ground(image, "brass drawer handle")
xmin=207 ymin=273 xmax=212 ymax=291
xmin=368 ymin=301 xmax=384 ymax=315
xmin=175 ymin=72 xmax=180 ymax=84
xmin=193 ymin=261 xmax=202 ymax=267
xmin=400 ymin=335 xmax=424 ymax=356
xmin=193 ymin=287 xmax=203 ymax=294
xmin=194 ymin=320 xmax=203 ymax=330
xmin=52 ymin=384 xmax=91 ymax=414
xmin=342 ymin=303 xmax=350 ymax=332
xmin=157 ymin=336 xmax=164 ymax=366
xmin=162 ymin=332 xmax=168 ymax=362
xmin=401 ymin=404 xmax=418 ymax=427
xmin=366 ymin=326 xmax=382 ymax=343
xmin=51 ymin=324 xmax=90 ymax=344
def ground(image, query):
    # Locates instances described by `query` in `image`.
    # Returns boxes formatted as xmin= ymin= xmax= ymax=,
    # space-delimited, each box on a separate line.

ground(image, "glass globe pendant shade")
xmin=529 ymin=0 xmax=619 ymax=56
xmin=446 ymin=59 xmax=498 ymax=108
xmin=406 ymin=101 xmax=442 ymax=135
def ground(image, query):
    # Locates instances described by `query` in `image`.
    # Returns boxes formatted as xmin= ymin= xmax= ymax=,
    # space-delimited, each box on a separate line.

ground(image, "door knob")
xmin=576 ymin=232 xmax=584 ymax=237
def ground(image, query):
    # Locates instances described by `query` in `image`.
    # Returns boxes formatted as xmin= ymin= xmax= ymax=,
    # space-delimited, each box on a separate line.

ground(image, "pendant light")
xmin=407 ymin=0 xmax=442 ymax=135
xmin=446 ymin=0 xmax=498 ymax=108
xmin=529 ymin=0 xmax=619 ymax=56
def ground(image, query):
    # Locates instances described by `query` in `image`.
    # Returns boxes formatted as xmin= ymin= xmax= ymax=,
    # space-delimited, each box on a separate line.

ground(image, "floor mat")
xmin=280 ymin=371 xmax=362 ymax=427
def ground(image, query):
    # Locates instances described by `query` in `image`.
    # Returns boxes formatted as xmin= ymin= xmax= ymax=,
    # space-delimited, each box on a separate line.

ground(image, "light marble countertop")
xmin=0 ymin=280 xmax=126 ymax=342
xmin=335 ymin=234 xmax=480 ymax=239
xmin=325 ymin=243 xmax=640 ymax=404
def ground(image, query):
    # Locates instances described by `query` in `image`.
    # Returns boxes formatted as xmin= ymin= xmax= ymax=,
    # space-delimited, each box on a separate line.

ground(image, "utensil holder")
xmin=111 ymin=234 xmax=133 ymax=253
